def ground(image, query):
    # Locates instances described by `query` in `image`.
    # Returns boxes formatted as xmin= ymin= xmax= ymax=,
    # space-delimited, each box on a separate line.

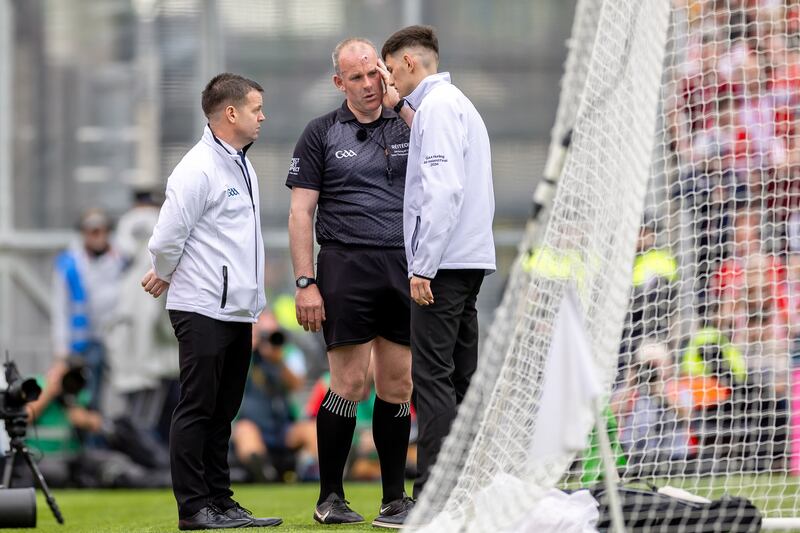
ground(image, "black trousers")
xmin=168 ymin=311 xmax=252 ymax=518
xmin=410 ymin=269 xmax=484 ymax=498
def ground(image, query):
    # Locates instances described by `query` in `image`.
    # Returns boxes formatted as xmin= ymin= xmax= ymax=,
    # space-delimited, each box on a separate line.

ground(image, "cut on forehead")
xmin=332 ymin=37 xmax=377 ymax=74
xmin=339 ymin=45 xmax=377 ymax=68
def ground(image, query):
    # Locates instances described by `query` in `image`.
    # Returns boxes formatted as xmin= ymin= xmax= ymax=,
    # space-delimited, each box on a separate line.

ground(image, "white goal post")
xmin=407 ymin=0 xmax=800 ymax=531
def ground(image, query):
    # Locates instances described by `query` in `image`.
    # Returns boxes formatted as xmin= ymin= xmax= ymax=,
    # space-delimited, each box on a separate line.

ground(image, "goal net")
xmin=407 ymin=0 xmax=800 ymax=531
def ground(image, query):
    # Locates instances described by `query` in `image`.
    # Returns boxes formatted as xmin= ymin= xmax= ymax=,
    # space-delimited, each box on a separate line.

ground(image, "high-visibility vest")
xmin=523 ymin=246 xmax=597 ymax=299
xmin=523 ymin=247 xmax=584 ymax=279
xmin=273 ymin=293 xmax=303 ymax=332
xmin=632 ymin=248 xmax=678 ymax=287
xmin=681 ymin=327 xmax=747 ymax=384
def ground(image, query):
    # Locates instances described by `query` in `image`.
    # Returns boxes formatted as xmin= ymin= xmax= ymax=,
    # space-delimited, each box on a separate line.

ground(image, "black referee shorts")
xmin=317 ymin=244 xmax=411 ymax=350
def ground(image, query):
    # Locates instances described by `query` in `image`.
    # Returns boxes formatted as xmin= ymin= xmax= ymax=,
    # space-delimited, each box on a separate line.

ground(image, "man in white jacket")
xmin=381 ymin=25 xmax=496 ymax=499
xmin=142 ymin=73 xmax=281 ymax=530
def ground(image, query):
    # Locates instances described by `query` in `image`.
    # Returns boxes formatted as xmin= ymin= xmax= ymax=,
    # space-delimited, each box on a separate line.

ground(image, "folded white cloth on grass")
xmin=500 ymin=487 xmax=599 ymax=533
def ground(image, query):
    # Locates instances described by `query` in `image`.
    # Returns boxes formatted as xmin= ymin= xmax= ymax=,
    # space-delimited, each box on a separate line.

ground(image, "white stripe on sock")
xmin=395 ymin=402 xmax=410 ymax=418
xmin=324 ymin=390 xmax=357 ymax=418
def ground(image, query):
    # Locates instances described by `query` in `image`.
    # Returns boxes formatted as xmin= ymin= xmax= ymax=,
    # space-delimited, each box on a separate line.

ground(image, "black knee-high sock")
xmin=316 ymin=389 xmax=358 ymax=505
xmin=373 ymin=396 xmax=411 ymax=504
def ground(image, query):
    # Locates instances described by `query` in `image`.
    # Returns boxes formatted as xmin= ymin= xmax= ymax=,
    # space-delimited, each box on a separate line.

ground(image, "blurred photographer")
xmin=231 ymin=312 xmax=317 ymax=482
xmin=619 ymin=218 xmax=678 ymax=371
xmin=51 ymin=208 xmax=125 ymax=411
xmin=25 ymin=357 xmax=100 ymax=435
xmin=612 ymin=342 xmax=693 ymax=476
xmin=680 ymin=308 xmax=749 ymax=471
xmin=21 ymin=357 xmax=170 ymax=489
xmin=13 ymin=357 xmax=94 ymax=485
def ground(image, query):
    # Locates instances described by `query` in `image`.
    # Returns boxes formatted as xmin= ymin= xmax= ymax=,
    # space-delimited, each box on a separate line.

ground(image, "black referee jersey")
xmin=286 ymin=101 xmax=410 ymax=248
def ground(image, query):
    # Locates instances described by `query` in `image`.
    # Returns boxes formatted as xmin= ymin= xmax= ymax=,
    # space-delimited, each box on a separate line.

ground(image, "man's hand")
xmin=377 ymin=59 xmax=401 ymax=110
xmin=295 ymin=285 xmax=326 ymax=332
xmin=141 ymin=268 xmax=169 ymax=298
xmin=410 ymin=276 xmax=434 ymax=306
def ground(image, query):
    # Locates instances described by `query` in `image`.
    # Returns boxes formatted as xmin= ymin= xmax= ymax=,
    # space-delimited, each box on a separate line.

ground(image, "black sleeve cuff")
xmin=285 ymin=180 xmax=321 ymax=191
xmin=412 ymin=273 xmax=434 ymax=281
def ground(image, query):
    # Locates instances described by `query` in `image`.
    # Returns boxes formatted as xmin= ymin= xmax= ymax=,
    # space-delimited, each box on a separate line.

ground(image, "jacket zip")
xmin=221 ymin=265 xmax=228 ymax=308
xmin=411 ymin=215 xmax=421 ymax=254
xmin=235 ymin=159 xmax=259 ymax=318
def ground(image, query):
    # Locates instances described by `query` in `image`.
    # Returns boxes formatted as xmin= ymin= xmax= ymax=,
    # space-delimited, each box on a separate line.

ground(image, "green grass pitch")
xmin=5 ymin=476 xmax=799 ymax=532
xmin=5 ymin=483 xmax=395 ymax=533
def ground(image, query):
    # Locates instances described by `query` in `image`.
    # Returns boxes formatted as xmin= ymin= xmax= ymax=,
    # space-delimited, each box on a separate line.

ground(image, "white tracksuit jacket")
xmin=404 ymin=72 xmax=496 ymax=279
xmin=148 ymin=126 xmax=266 ymax=323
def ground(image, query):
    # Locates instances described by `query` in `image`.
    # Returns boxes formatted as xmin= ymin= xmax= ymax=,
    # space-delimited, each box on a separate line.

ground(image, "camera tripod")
xmin=2 ymin=414 xmax=64 ymax=524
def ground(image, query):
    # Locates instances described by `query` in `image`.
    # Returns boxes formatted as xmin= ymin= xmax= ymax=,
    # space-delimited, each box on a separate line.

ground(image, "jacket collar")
xmin=335 ymin=100 xmax=397 ymax=123
xmin=202 ymin=125 xmax=253 ymax=159
xmin=405 ymin=72 xmax=451 ymax=111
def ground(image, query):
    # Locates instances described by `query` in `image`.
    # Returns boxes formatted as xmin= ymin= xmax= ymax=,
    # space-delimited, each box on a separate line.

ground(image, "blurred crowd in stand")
xmin=611 ymin=0 xmax=800 ymax=477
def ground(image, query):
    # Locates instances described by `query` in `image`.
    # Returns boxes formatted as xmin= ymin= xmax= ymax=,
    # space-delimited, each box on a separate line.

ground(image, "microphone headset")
xmin=356 ymin=128 xmax=368 ymax=142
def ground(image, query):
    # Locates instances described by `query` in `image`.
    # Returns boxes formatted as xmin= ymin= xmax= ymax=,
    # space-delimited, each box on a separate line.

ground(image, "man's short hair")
xmin=381 ymin=25 xmax=439 ymax=60
xmin=79 ymin=208 xmax=112 ymax=231
xmin=331 ymin=37 xmax=376 ymax=75
xmin=201 ymin=73 xmax=263 ymax=118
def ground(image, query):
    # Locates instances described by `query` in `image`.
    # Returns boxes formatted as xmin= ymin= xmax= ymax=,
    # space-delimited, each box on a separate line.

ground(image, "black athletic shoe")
xmin=313 ymin=493 xmax=365 ymax=525
xmin=217 ymin=503 xmax=283 ymax=528
xmin=178 ymin=506 xmax=251 ymax=530
xmin=371 ymin=494 xmax=415 ymax=529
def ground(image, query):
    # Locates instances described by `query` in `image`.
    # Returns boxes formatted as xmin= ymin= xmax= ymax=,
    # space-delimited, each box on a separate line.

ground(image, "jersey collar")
xmin=335 ymin=100 xmax=397 ymax=123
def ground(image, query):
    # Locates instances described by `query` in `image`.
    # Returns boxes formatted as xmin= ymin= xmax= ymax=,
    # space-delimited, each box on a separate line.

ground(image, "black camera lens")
xmin=259 ymin=330 xmax=285 ymax=347
xmin=7 ymin=378 xmax=41 ymax=406
xmin=60 ymin=356 xmax=89 ymax=397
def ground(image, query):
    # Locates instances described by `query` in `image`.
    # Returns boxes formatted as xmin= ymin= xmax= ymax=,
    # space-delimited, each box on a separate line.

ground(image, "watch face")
xmin=297 ymin=277 xmax=309 ymax=288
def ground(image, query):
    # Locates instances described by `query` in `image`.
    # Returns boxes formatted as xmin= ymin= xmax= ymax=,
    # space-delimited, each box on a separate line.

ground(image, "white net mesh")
xmin=408 ymin=0 xmax=800 ymax=530
xmin=606 ymin=0 xmax=800 ymax=523
xmin=406 ymin=0 xmax=671 ymax=530
xmin=401 ymin=2 xmax=608 ymax=521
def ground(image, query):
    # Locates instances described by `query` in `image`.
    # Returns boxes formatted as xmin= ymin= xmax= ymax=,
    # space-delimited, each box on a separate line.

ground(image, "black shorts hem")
xmin=326 ymin=333 xmax=410 ymax=351
xmin=326 ymin=334 xmax=378 ymax=351
xmin=376 ymin=334 xmax=411 ymax=347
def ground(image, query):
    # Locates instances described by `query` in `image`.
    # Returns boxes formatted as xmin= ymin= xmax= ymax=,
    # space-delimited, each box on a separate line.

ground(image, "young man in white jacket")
xmin=380 ymin=25 xmax=496 ymax=500
xmin=142 ymin=73 xmax=281 ymax=530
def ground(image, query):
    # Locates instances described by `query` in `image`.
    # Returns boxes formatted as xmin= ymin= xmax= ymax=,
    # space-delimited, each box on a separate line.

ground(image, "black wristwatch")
xmin=393 ymin=98 xmax=406 ymax=114
xmin=295 ymin=276 xmax=317 ymax=289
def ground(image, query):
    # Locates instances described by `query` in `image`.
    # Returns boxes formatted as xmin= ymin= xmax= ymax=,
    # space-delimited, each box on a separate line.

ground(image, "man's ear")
xmin=333 ymin=74 xmax=346 ymax=92
xmin=224 ymin=104 xmax=237 ymax=123
xmin=403 ymin=52 xmax=415 ymax=73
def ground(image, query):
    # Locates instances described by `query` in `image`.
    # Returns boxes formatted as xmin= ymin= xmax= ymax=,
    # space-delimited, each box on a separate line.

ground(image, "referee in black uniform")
xmin=286 ymin=38 xmax=416 ymax=529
